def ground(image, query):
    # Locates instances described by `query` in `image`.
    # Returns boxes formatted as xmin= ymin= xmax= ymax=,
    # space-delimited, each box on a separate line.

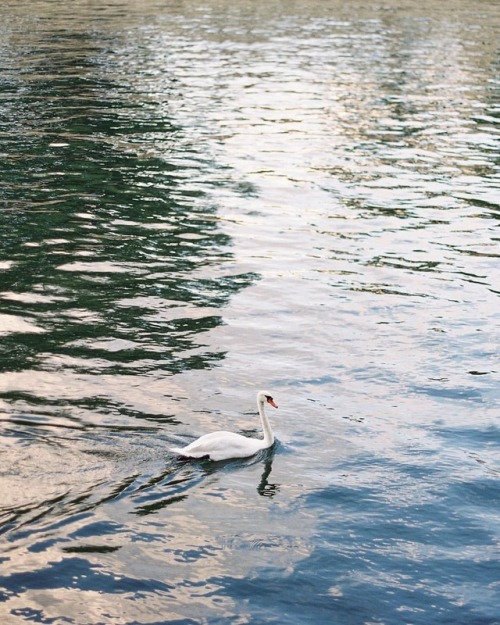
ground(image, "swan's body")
xmin=171 ymin=390 xmax=278 ymax=461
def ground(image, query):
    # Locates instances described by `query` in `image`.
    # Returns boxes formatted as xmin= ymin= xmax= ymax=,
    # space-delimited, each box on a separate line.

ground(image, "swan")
xmin=171 ymin=390 xmax=278 ymax=461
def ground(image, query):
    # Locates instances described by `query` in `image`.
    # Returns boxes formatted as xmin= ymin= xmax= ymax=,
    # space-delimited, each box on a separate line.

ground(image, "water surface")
xmin=0 ymin=1 xmax=499 ymax=624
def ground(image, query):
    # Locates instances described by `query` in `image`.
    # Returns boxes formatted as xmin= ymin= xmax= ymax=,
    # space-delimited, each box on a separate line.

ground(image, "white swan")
xmin=171 ymin=390 xmax=278 ymax=461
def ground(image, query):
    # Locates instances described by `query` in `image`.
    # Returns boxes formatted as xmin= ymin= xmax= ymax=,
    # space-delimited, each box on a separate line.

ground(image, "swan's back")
xmin=172 ymin=430 xmax=265 ymax=461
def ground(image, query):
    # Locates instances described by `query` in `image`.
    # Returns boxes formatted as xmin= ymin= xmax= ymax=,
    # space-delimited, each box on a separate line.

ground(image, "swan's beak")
xmin=267 ymin=398 xmax=278 ymax=408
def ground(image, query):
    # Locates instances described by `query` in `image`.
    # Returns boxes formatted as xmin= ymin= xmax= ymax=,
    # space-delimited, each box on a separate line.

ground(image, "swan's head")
xmin=258 ymin=390 xmax=278 ymax=409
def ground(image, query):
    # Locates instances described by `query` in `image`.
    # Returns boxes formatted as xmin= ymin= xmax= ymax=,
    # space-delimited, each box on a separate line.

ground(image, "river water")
xmin=0 ymin=1 xmax=499 ymax=624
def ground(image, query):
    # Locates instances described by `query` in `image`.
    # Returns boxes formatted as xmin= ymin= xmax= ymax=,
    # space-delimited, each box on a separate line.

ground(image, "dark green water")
xmin=1 ymin=1 xmax=499 ymax=624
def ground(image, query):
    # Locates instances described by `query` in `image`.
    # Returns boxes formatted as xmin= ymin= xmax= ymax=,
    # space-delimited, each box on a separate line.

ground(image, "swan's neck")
xmin=258 ymin=400 xmax=274 ymax=446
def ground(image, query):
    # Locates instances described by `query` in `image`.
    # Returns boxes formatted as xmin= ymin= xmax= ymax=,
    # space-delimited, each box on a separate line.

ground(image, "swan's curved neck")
xmin=258 ymin=399 xmax=274 ymax=446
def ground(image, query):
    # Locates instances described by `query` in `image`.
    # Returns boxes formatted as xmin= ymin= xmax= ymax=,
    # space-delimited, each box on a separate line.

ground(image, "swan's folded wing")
xmin=171 ymin=431 xmax=263 ymax=461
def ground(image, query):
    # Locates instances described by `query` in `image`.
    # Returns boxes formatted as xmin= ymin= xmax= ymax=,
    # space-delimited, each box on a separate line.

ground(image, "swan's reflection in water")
xmin=198 ymin=445 xmax=281 ymax=499
xmin=257 ymin=454 xmax=280 ymax=498
xmin=202 ymin=445 xmax=281 ymax=498
xmin=129 ymin=444 xmax=281 ymax=516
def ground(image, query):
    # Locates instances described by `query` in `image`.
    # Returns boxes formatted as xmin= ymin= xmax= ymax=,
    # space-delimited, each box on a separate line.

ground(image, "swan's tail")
xmin=170 ymin=446 xmax=186 ymax=456
xmin=170 ymin=446 xmax=211 ymax=461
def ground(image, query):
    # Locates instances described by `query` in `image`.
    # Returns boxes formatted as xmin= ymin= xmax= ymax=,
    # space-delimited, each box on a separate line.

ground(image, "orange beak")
xmin=267 ymin=398 xmax=278 ymax=409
